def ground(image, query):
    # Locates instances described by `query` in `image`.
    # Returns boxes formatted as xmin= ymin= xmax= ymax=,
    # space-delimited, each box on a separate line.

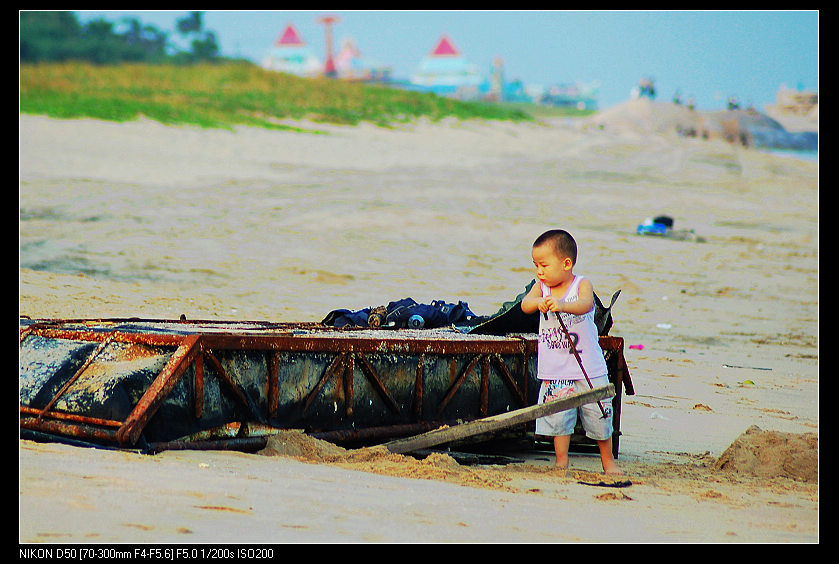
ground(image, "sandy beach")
xmin=19 ymin=102 xmax=818 ymax=543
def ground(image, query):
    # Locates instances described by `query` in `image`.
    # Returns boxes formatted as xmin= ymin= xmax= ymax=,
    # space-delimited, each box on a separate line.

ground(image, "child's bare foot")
xmin=602 ymin=460 xmax=624 ymax=476
xmin=554 ymin=449 xmax=569 ymax=468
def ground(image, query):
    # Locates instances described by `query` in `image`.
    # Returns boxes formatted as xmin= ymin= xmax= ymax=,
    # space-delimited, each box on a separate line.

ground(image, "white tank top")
xmin=537 ymin=276 xmax=608 ymax=381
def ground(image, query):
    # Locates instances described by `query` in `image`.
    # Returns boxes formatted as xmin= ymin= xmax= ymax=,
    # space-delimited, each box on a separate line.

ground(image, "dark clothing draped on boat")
xmin=321 ymin=280 xmax=620 ymax=337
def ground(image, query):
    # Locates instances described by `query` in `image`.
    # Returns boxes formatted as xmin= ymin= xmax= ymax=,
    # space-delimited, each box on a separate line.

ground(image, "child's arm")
xmin=520 ymin=281 xmax=546 ymax=315
xmin=520 ymin=281 xmax=567 ymax=315
xmin=562 ymin=278 xmax=595 ymax=316
xmin=520 ymin=279 xmax=596 ymax=316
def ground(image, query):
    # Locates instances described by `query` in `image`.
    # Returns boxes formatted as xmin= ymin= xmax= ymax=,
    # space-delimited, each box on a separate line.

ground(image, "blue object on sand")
xmin=636 ymin=220 xmax=668 ymax=236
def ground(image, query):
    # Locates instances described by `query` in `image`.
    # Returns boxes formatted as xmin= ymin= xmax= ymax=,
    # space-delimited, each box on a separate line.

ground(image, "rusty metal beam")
xmin=303 ymin=352 xmax=346 ymax=415
xmin=116 ymin=334 xmax=202 ymax=446
xmin=203 ymin=350 xmax=264 ymax=422
xmin=36 ymin=331 xmax=117 ymax=421
xmin=436 ymin=354 xmax=482 ymax=417
xmin=26 ymin=327 xmax=185 ymax=347
xmin=23 ymin=324 xmax=539 ymax=356
xmin=355 ymin=353 xmax=401 ymax=415
xmin=490 ymin=354 xmax=527 ymax=407
xmin=20 ymin=405 xmax=123 ymax=428
xmin=20 ymin=415 xmax=120 ymax=443
xmin=344 ymin=352 xmax=354 ymax=417
xmin=607 ymin=336 xmax=634 ymax=395
xmin=146 ymin=436 xmax=269 ymax=454
xmin=194 ymin=350 xmax=204 ymax=419
xmin=413 ymin=354 xmax=425 ymax=419
xmin=310 ymin=421 xmax=454 ymax=444
xmin=267 ymin=351 xmax=280 ymax=418
xmin=480 ymin=355 xmax=490 ymax=417
xmin=210 ymin=333 xmax=539 ymax=356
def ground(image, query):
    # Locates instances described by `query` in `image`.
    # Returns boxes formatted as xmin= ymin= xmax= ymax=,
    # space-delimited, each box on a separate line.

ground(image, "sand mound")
xmin=588 ymin=98 xmax=816 ymax=150
xmin=713 ymin=425 xmax=818 ymax=483
xmin=589 ymin=98 xmax=704 ymax=136
xmin=258 ymin=429 xmax=358 ymax=462
xmin=258 ymin=430 xmax=512 ymax=490
xmin=258 ymin=429 xmax=455 ymax=468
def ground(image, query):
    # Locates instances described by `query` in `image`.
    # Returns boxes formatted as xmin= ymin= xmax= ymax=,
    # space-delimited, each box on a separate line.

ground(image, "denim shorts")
xmin=535 ymin=375 xmax=613 ymax=440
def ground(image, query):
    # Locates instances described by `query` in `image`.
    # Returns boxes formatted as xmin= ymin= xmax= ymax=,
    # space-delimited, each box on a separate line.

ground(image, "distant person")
xmin=521 ymin=230 xmax=622 ymax=475
xmin=639 ymin=77 xmax=656 ymax=99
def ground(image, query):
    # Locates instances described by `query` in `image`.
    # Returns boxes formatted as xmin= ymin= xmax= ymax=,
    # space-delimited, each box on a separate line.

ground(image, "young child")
xmin=520 ymin=229 xmax=622 ymax=475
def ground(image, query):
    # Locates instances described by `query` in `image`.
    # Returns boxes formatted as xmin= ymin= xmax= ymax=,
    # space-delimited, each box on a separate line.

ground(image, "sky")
xmin=73 ymin=10 xmax=819 ymax=111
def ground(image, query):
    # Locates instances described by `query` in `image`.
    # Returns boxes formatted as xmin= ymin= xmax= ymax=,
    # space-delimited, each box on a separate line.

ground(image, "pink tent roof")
xmin=275 ymin=24 xmax=305 ymax=46
xmin=431 ymin=35 xmax=459 ymax=56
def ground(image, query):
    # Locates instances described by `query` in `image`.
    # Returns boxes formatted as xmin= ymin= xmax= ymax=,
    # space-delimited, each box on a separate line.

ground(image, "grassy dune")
xmin=20 ymin=61 xmax=535 ymax=130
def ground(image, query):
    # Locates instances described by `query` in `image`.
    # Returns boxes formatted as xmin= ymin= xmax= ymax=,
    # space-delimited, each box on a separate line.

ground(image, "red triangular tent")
xmin=275 ymin=24 xmax=304 ymax=46
xmin=431 ymin=35 xmax=459 ymax=56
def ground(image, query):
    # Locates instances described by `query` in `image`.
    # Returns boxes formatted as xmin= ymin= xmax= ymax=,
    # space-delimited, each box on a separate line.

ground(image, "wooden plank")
xmin=383 ymin=384 xmax=614 ymax=454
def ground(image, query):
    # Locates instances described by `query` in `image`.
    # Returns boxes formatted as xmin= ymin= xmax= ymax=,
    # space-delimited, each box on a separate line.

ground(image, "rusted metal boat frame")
xmin=19 ymin=318 xmax=634 ymax=456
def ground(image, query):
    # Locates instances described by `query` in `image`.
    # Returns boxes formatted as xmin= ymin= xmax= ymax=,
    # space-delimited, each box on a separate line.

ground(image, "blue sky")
xmin=74 ymin=10 xmax=819 ymax=111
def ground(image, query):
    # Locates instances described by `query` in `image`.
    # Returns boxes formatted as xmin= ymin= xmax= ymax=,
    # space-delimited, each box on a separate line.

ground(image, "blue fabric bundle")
xmin=322 ymin=298 xmax=477 ymax=329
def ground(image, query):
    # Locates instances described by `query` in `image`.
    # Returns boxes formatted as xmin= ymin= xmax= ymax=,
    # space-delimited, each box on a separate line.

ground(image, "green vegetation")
xmin=20 ymin=11 xmax=590 ymax=130
xmin=498 ymin=101 xmax=596 ymax=119
xmin=20 ymin=11 xmax=218 ymax=65
xmin=20 ymin=62 xmax=534 ymax=130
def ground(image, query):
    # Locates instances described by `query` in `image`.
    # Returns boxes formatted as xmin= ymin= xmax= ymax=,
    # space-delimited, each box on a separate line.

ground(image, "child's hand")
xmin=541 ymin=296 xmax=562 ymax=313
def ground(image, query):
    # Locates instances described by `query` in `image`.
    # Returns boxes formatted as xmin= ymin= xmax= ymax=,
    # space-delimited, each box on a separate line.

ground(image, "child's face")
xmin=532 ymin=243 xmax=572 ymax=287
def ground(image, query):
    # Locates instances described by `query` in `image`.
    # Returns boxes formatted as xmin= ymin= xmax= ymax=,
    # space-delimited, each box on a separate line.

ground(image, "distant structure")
xmin=487 ymin=57 xmax=504 ymax=101
xmin=334 ymin=38 xmax=392 ymax=82
xmin=261 ymin=23 xmax=322 ymax=77
xmin=531 ymin=82 xmax=600 ymax=111
xmin=403 ymin=34 xmax=598 ymax=108
xmin=317 ymin=15 xmax=339 ymax=77
xmin=772 ymin=85 xmax=818 ymax=118
xmin=260 ymin=22 xmax=599 ymax=110
xmin=409 ymin=35 xmax=485 ymax=99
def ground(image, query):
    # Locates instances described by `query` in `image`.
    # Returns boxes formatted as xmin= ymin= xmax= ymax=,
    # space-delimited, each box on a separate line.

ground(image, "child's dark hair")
xmin=533 ymin=229 xmax=577 ymax=264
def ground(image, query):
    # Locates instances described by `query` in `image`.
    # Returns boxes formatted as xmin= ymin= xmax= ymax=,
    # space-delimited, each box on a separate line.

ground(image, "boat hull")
xmin=20 ymin=318 xmax=633 ymax=454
